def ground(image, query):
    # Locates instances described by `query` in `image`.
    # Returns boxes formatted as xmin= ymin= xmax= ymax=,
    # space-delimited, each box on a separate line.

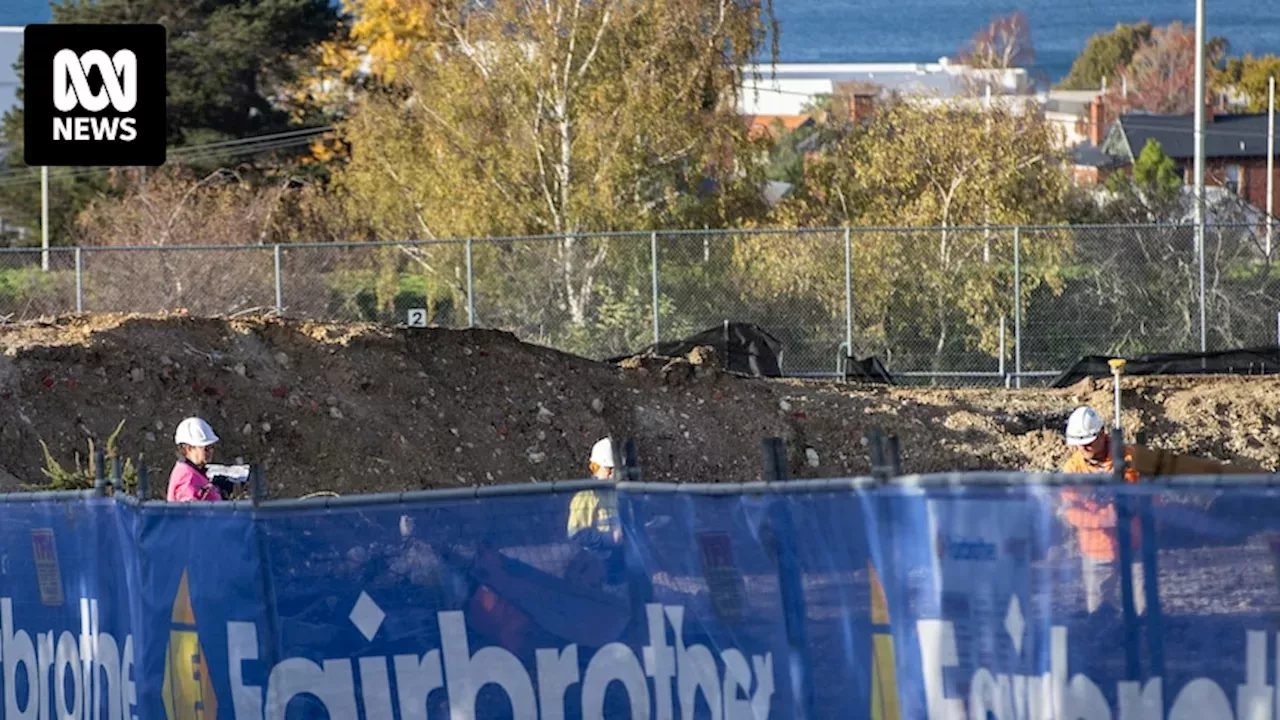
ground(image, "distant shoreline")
xmin=4 ymin=0 xmax=1274 ymax=87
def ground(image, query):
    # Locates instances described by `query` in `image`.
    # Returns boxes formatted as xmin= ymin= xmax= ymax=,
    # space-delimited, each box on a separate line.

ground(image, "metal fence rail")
xmin=0 ymin=222 xmax=1274 ymax=385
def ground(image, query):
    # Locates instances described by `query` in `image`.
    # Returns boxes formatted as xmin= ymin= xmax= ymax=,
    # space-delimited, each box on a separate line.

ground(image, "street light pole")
xmin=1268 ymin=75 xmax=1275 ymax=257
xmin=40 ymin=166 xmax=49 ymax=272
xmin=1193 ymin=0 xmax=1207 ymax=352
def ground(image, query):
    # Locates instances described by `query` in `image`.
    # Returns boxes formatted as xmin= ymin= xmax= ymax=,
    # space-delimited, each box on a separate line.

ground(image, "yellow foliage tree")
xmin=756 ymin=101 xmax=1073 ymax=369
xmin=1223 ymin=54 xmax=1280 ymax=114
xmin=308 ymin=0 xmax=775 ymax=329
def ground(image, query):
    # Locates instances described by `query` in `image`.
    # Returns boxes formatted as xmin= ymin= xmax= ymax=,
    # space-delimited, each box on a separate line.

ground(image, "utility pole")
xmin=40 ymin=166 xmax=49 ymax=272
xmin=1268 ymin=75 xmax=1275 ymax=257
xmin=1193 ymin=0 xmax=1207 ymax=352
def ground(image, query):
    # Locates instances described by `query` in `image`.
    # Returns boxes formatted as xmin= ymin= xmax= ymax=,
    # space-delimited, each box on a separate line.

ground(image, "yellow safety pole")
xmin=1108 ymin=358 xmax=1126 ymax=431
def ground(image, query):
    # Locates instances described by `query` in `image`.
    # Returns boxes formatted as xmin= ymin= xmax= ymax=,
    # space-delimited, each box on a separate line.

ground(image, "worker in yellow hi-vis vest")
xmin=567 ymin=438 xmax=622 ymax=541
xmin=563 ymin=438 xmax=627 ymax=593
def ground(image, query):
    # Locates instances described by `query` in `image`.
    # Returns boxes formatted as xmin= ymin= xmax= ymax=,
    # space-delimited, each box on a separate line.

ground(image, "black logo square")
xmin=23 ymin=24 xmax=166 ymax=167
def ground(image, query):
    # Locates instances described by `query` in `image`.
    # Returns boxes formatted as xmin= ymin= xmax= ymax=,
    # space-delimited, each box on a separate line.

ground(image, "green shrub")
xmin=36 ymin=419 xmax=138 ymax=493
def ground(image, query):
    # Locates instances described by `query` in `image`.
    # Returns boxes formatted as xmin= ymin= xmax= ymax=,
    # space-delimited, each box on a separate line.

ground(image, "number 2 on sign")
xmin=407 ymin=309 xmax=428 ymax=327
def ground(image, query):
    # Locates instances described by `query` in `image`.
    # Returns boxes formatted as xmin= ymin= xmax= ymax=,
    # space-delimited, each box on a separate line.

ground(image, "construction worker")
xmin=567 ymin=438 xmax=622 ymax=542
xmin=562 ymin=438 xmax=630 ymax=594
xmin=1059 ymin=406 xmax=1145 ymax=616
xmin=168 ymin=417 xmax=224 ymax=502
xmin=468 ymin=438 xmax=637 ymax=659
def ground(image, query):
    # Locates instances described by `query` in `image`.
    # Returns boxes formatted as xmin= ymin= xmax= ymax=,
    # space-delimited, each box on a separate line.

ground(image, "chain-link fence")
xmin=3 ymin=223 xmax=1277 ymax=384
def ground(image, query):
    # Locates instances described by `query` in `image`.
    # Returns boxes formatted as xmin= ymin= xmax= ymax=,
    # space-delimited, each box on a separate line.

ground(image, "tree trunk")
xmin=562 ymin=236 xmax=585 ymax=324
xmin=561 ymin=236 xmax=607 ymax=325
xmin=931 ymin=295 xmax=949 ymax=386
xmin=549 ymin=94 xmax=601 ymax=327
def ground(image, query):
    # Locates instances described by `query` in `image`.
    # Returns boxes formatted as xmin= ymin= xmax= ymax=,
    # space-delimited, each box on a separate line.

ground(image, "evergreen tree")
xmin=0 ymin=0 xmax=342 ymax=243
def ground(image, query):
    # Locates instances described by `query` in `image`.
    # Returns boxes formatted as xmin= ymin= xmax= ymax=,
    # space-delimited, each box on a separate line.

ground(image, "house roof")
xmin=1112 ymin=112 xmax=1278 ymax=161
xmin=746 ymin=114 xmax=813 ymax=132
xmin=1070 ymin=142 xmax=1123 ymax=170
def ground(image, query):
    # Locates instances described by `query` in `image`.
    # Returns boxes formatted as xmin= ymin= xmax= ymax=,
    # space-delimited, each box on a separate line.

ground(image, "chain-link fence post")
xmin=1013 ymin=226 xmax=1022 ymax=389
xmin=74 ymin=247 xmax=83 ymax=313
xmin=844 ymin=227 xmax=853 ymax=366
xmin=273 ymin=244 xmax=283 ymax=312
xmin=465 ymin=238 xmax=475 ymax=327
xmin=650 ymin=231 xmax=660 ymax=344
xmin=999 ymin=315 xmax=1006 ymax=379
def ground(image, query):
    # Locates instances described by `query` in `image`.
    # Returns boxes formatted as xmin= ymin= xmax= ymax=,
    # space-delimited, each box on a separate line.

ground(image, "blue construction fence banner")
xmin=3 ymin=478 xmax=1280 ymax=718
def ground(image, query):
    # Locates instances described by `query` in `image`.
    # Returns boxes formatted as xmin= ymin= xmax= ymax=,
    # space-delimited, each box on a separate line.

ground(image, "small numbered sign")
xmin=407 ymin=309 xmax=428 ymax=328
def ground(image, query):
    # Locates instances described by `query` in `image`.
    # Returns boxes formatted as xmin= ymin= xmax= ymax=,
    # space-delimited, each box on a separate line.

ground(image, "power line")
xmin=0 ymin=126 xmax=335 ymax=188
xmin=0 ymin=142 xmax=316 ymax=188
xmin=0 ymin=128 xmax=332 ymax=184
xmin=1114 ymin=120 xmax=1278 ymax=142
xmin=168 ymin=126 xmax=334 ymax=153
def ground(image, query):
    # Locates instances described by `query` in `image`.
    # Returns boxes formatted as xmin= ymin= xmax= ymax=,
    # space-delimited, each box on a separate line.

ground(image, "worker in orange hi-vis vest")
xmin=1059 ymin=406 xmax=1145 ymax=617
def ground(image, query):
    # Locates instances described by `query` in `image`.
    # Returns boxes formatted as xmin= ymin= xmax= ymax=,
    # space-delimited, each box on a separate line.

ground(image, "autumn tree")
xmin=753 ymin=102 xmax=1072 ymax=369
xmin=1103 ymin=23 xmax=1228 ymax=120
xmin=317 ymin=0 xmax=776 ymax=330
xmin=959 ymin=11 xmax=1035 ymax=70
xmin=1057 ymin=22 xmax=1152 ymax=90
xmin=73 ymin=170 xmax=300 ymax=314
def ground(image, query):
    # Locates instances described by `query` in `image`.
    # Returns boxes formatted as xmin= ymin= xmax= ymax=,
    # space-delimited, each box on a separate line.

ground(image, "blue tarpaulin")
xmin=1 ymin=477 xmax=1278 ymax=719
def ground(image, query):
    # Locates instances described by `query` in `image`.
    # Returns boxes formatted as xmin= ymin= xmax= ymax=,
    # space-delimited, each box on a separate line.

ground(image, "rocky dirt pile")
xmin=0 ymin=314 xmax=1277 ymax=497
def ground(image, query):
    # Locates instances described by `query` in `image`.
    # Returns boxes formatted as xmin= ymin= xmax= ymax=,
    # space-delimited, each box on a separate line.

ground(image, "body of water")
xmin=2 ymin=0 xmax=1276 ymax=81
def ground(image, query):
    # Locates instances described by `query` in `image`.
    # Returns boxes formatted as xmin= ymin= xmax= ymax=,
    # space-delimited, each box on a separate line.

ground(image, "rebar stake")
xmin=1109 ymin=358 xmax=1127 ymax=431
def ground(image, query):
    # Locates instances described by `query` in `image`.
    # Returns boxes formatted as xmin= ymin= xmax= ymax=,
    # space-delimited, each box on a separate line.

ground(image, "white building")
xmin=1043 ymin=88 xmax=1105 ymax=148
xmin=0 ymin=25 xmax=20 ymax=170
xmin=0 ymin=27 xmax=20 ymax=126
xmin=740 ymin=61 xmax=1107 ymax=153
xmin=739 ymin=59 xmax=1031 ymax=117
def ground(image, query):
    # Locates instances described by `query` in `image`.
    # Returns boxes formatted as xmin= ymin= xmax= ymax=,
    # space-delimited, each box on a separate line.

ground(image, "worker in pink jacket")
xmin=168 ymin=417 xmax=223 ymax=502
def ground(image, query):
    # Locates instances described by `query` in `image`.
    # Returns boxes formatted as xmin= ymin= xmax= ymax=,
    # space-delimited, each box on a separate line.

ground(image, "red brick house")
xmin=1100 ymin=112 xmax=1280 ymax=214
xmin=1067 ymin=97 xmax=1123 ymax=186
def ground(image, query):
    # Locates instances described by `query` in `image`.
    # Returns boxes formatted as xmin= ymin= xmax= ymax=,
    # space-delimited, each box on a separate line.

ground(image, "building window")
xmin=1226 ymin=164 xmax=1242 ymax=194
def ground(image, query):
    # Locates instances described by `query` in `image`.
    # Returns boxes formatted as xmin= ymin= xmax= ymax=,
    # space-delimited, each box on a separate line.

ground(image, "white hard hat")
xmin=1065 ymin=406 xmax=1105 ymax=446
xmin=174 ymin=417 xmax=219 ymax=447
xmin=590 ymin=437 xmax=615 ymax=468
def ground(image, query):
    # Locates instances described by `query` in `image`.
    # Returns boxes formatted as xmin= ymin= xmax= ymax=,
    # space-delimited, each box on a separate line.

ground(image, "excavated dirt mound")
xmin=1 ymin=313 xmax=1279 ymax=497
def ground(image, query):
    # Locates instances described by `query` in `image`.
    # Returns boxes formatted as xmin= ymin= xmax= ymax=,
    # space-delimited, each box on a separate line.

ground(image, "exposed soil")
xmin=0 ymin=313 xmax=1277 ymax=498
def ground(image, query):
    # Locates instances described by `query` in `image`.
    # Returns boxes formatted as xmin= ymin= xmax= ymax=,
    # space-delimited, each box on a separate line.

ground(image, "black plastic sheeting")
xmin=843 ymin=355 xmax=895 ymax=385
xmin=610 ymin=322 xmax=784 ymax=377
xmin=1051 ymin=346 xmax=1280 ymax=388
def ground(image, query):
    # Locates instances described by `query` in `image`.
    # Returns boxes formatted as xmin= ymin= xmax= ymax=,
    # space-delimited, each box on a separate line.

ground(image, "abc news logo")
xmin=24 ymin=24 xmax=166 ymax=167
xmin=53 ymin=49 xmax=139 ymax=141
